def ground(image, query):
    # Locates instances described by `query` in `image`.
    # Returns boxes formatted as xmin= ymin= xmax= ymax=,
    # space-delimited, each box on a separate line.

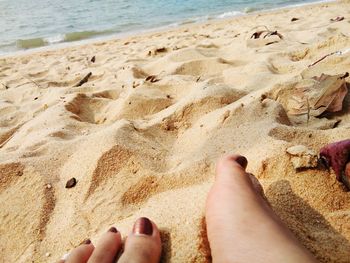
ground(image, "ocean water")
xmin=0 ymin=0 xmax=328 ymax=54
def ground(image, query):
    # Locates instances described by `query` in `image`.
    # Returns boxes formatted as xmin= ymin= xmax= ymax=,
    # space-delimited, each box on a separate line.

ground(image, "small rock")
xmin=46 ymin=184 xmax=52 ymax=189
xmin=286 ymin=145 xmax=318 ymax=170
xmin=16 ymin=170 xmax=23 ymax=176
xmin=65 ymin=178 xmax=77 ymax=188
xmin=45 ymin=252 xmax=51 ymax=257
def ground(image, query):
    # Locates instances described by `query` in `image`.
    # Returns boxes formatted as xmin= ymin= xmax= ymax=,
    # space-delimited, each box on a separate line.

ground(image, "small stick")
xmin=306 ymin=97 xmax=310 ymax=126
xmin=74 ymin=72 xmax=92 ymax=87
xmin=308 ymin=52 xmax=336 ymax=67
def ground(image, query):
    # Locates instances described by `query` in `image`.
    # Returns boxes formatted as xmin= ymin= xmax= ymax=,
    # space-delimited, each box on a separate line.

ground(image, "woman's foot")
xmin=59 ymin=217 xmax=161 ymax=263
xmin=206 ymin=154 xmax=318 ymax=263
xmin=59 ymin=154 xmax=317 ymax=263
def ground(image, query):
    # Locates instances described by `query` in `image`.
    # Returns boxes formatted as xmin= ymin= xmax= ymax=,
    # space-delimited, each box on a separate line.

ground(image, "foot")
xmin=206 ymin=154 xmax=318 ymax=263
xmin=58 ymin=217 xmax=161 ymax=263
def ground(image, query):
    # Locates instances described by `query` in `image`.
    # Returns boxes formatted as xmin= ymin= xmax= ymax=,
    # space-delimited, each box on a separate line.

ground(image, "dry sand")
xmin=1 ymin=0 xmax=350 ymax=262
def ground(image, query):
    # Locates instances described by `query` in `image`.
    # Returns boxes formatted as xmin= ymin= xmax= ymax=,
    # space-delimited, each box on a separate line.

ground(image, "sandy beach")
xmin=1 ymin=0 xmax=350 ymax=262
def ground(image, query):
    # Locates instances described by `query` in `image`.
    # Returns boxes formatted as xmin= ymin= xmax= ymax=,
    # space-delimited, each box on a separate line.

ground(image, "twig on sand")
xmin=308 ymin=52 xmax=337 ymax=67
xmin=74 ymin=72 xmax=92 ymax=87
xmin=306 ymin=97 xmax=310 ymax=126
xmin=20 ymin=75 xmax=41 ymax=88
xmin=0 ymin=82 xmax=9 ymax=89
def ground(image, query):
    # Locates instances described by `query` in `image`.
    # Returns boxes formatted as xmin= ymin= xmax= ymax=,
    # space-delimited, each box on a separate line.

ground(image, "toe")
xmin=65 ymin=239 xmax=94 ymax=263
xmin=87 ymin=227 xmax=122 ymax=263
xmin=118 ymin=217 xmax=161 ymax=263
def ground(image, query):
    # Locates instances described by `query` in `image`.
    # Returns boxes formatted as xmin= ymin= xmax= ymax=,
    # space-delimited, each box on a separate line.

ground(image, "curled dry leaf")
xmin=330 ymin=16 xmax=345 ymax=22
xmin=155 ymin=47 xmax=167 ymax=53
xmin=145 ymin=75 xmax=160 ymax=83
xmin=291 ymin=17 xmax=299 ymax=22
xmin=250 ymin=30 xmax=283 ymax=40
xmin=276 ymin=72 xmax=348 ymax=117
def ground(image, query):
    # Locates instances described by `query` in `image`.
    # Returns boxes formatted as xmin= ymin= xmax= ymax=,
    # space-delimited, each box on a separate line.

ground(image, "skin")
xmin=59 ymin=154 xmax=317 ymax=263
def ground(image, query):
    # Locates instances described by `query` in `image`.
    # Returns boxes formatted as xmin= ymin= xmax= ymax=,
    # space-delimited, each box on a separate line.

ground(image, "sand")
xmin=1 ymin=0 xmax=350 ymax=262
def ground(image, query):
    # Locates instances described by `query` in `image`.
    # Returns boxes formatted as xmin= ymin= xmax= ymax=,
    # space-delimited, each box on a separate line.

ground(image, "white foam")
xmin=44 ymin=34 xmax=65 ymax=45
xmin=216 ymin=11 xmax=244 ymax=19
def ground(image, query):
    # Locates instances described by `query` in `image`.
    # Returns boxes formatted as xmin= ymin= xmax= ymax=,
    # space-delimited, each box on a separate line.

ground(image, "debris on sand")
xmin=330 ymin=16 xmax=344 ymax=22
xmin=65 ymin=177 xmax=77 ymax=188
xmin=74 ymin=72 xmax=92 ymax=87
xmin=286 ymin=145 xmax=318 ymax=170
xmin=145 ymin=75 xmax=160 ymax=83
xmin=276 ymin=72 xmax=348 ymax=118
xmin=251 ymin=29 xmax=283 ymax=40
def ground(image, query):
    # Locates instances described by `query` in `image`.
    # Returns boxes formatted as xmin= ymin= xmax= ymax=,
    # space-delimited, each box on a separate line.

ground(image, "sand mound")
xmin=1 ymin=1 xmax=350 ymax=262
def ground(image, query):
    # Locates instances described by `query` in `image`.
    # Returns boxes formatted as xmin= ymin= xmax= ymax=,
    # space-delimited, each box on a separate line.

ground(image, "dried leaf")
xmin=155 ymin=47 xmax=167 ymax=53
xmin=291 ymin=17 xmax=299 ymax=22
xmin=251 ymin=31 xmax=265 ymax=39
xmin=90 ymin=56 xmax=96 ymax=63
xmin=276 ymin=73 xmax=349 ymax=117
xmin=145 ymin=75 xmax=160 ymax=83
xmin=251 ymin=29 xmax=283 ymax=40
xmin=264 ymin=31 xmax=283 ymax=39
xmin=330 ymin=16 xmax=345 ymax=22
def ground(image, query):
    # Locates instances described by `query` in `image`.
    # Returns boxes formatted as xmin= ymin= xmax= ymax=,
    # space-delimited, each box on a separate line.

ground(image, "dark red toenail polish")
xmin=236 ymin=156 xmax=248 ymax=169
xmin=108 ymin=227 xmax=118 ymax=233
xmin=83 ymin=239 xmax=91 ymax=245
xmin=133 ymin=217 xmax=153 ymax=236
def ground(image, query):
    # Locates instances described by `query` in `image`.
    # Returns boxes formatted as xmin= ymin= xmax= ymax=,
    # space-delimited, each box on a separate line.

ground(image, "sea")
xmin=0 ymin=0 xmax=332 ymax=55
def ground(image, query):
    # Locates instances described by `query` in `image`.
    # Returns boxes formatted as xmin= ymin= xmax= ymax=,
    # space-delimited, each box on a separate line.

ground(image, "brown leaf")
xmin=145 ymin=75 xmax=160 ymax=83
xmin=276 ymin=73 xmax=349 ymax=118
xmin=65 ymin=178 xmax=77 ymax=188
xmin=155 ymin=47 xmax=167 ymax=53
xmin=330 ymin=16 xmax=344 ymax=22
xmin=90 ymin=56 xmax=96 ymax=63
xmin=251 ymin=31 xmax=265 ymax=39
xmin=264 ymin=31 xmax=283 ymax=39
xmin=291 ymin=17 xmax=299 ymax=22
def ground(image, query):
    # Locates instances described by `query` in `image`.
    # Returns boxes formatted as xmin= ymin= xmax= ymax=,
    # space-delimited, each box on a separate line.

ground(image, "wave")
xmin=216 ymin=11 xmax=245 ymax=19
xmin=16 ymin=30 xmax=114 ymax=49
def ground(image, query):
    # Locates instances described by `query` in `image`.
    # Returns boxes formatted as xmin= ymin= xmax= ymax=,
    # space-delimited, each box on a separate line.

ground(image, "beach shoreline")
xmin=0 ymin=0 xmax=336 ymax=58
xmin=1 ymin=0 xmax=350 ymax=262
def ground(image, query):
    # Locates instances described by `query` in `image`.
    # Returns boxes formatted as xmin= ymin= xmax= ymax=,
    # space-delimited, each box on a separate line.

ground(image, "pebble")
xmin=45 ymin=252 xmax=51 ymax=257
xmin=286 ymin=145 xmax=318 ymax=170
xmin=65 ymin=178 xmax=77 ymax=188
xmin=46 ymin=184 xmax=52 ymax=189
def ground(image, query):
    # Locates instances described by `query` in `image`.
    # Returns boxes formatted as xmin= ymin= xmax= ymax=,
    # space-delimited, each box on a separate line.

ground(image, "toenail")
xmin=108 ymin=227 xmax=118 ymax=233
xmin=133 ymin=217 xmax=153 ymax=236
xmin=83 ymin=238 xmax=91 ymax=245
xmin=236 ymin=156 xmax=248 ymax=169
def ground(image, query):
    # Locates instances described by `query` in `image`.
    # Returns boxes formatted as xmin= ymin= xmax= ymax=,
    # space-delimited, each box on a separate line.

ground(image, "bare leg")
xmin=206 ymin=154 xmax=317 ymax=263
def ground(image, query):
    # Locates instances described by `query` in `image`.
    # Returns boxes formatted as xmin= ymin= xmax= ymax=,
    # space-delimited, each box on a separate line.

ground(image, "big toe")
xmin=118 ymin=217 xmax=161 ymax=263
xmin=205 ymin=154 xmax=268 ymax=262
